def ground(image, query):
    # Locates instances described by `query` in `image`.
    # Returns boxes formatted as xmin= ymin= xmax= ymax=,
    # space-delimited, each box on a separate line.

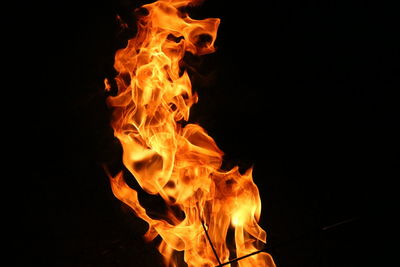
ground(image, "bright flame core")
xmin=106 ymin=1 xmax=275 ymax=266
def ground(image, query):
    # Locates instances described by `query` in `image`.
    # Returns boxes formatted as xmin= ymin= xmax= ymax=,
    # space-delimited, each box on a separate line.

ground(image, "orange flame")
xmin=106 ymin=0 xmax=275 ymax=266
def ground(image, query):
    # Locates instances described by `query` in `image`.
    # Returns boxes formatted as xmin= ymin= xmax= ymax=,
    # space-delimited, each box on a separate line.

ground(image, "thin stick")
xmin=201 ymin=218 xmax=222 ymax=265
xmin=216 ymin=248 xmax=267 ymax=267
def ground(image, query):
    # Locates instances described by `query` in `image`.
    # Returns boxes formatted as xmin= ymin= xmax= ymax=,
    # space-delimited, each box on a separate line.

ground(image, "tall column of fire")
xmin=105 ymin=1 xmax=275 ymax=266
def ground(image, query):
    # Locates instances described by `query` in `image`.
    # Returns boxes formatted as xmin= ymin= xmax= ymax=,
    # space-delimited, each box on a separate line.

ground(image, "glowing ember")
xmin=105 ymin=0 xmax=275 ymax=266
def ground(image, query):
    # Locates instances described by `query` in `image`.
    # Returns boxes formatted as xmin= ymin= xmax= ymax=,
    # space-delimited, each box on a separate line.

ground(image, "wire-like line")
xmin=216 ymin=247 xmax=268 ymax=267
xmin=201 ymin=218 xmax=222 ymax=265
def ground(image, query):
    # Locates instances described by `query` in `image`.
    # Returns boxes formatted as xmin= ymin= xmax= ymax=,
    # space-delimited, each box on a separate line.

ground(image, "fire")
xmin=105 ymin=0 xmax=275 ymax=266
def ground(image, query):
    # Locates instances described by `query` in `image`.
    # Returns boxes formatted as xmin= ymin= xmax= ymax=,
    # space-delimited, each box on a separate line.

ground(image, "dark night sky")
xmin=15 ymin=0 xmax=397 ymax=266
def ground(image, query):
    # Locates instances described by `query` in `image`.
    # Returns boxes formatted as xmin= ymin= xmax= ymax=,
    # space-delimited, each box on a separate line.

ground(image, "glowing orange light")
xmin=106 ymin=1 xmax=275 ymax=266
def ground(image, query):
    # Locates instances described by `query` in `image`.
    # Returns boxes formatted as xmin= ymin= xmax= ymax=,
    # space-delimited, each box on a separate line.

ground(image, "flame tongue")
xmin=107 ymin=0 xmax=275 ymax=266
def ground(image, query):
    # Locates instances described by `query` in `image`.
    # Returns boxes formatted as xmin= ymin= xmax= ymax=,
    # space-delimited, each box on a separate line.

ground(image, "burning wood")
xmin=105 ymin=1 xmax=275 ymax=266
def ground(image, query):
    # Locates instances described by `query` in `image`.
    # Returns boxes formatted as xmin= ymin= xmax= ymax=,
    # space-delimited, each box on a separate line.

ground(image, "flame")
xmin=106 ymin=0 xmax=275 ymax=266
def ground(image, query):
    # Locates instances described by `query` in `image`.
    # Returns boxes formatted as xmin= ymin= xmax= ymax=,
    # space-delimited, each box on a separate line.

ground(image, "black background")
xmin=16 ymin=0 xmax=397 ymax=266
